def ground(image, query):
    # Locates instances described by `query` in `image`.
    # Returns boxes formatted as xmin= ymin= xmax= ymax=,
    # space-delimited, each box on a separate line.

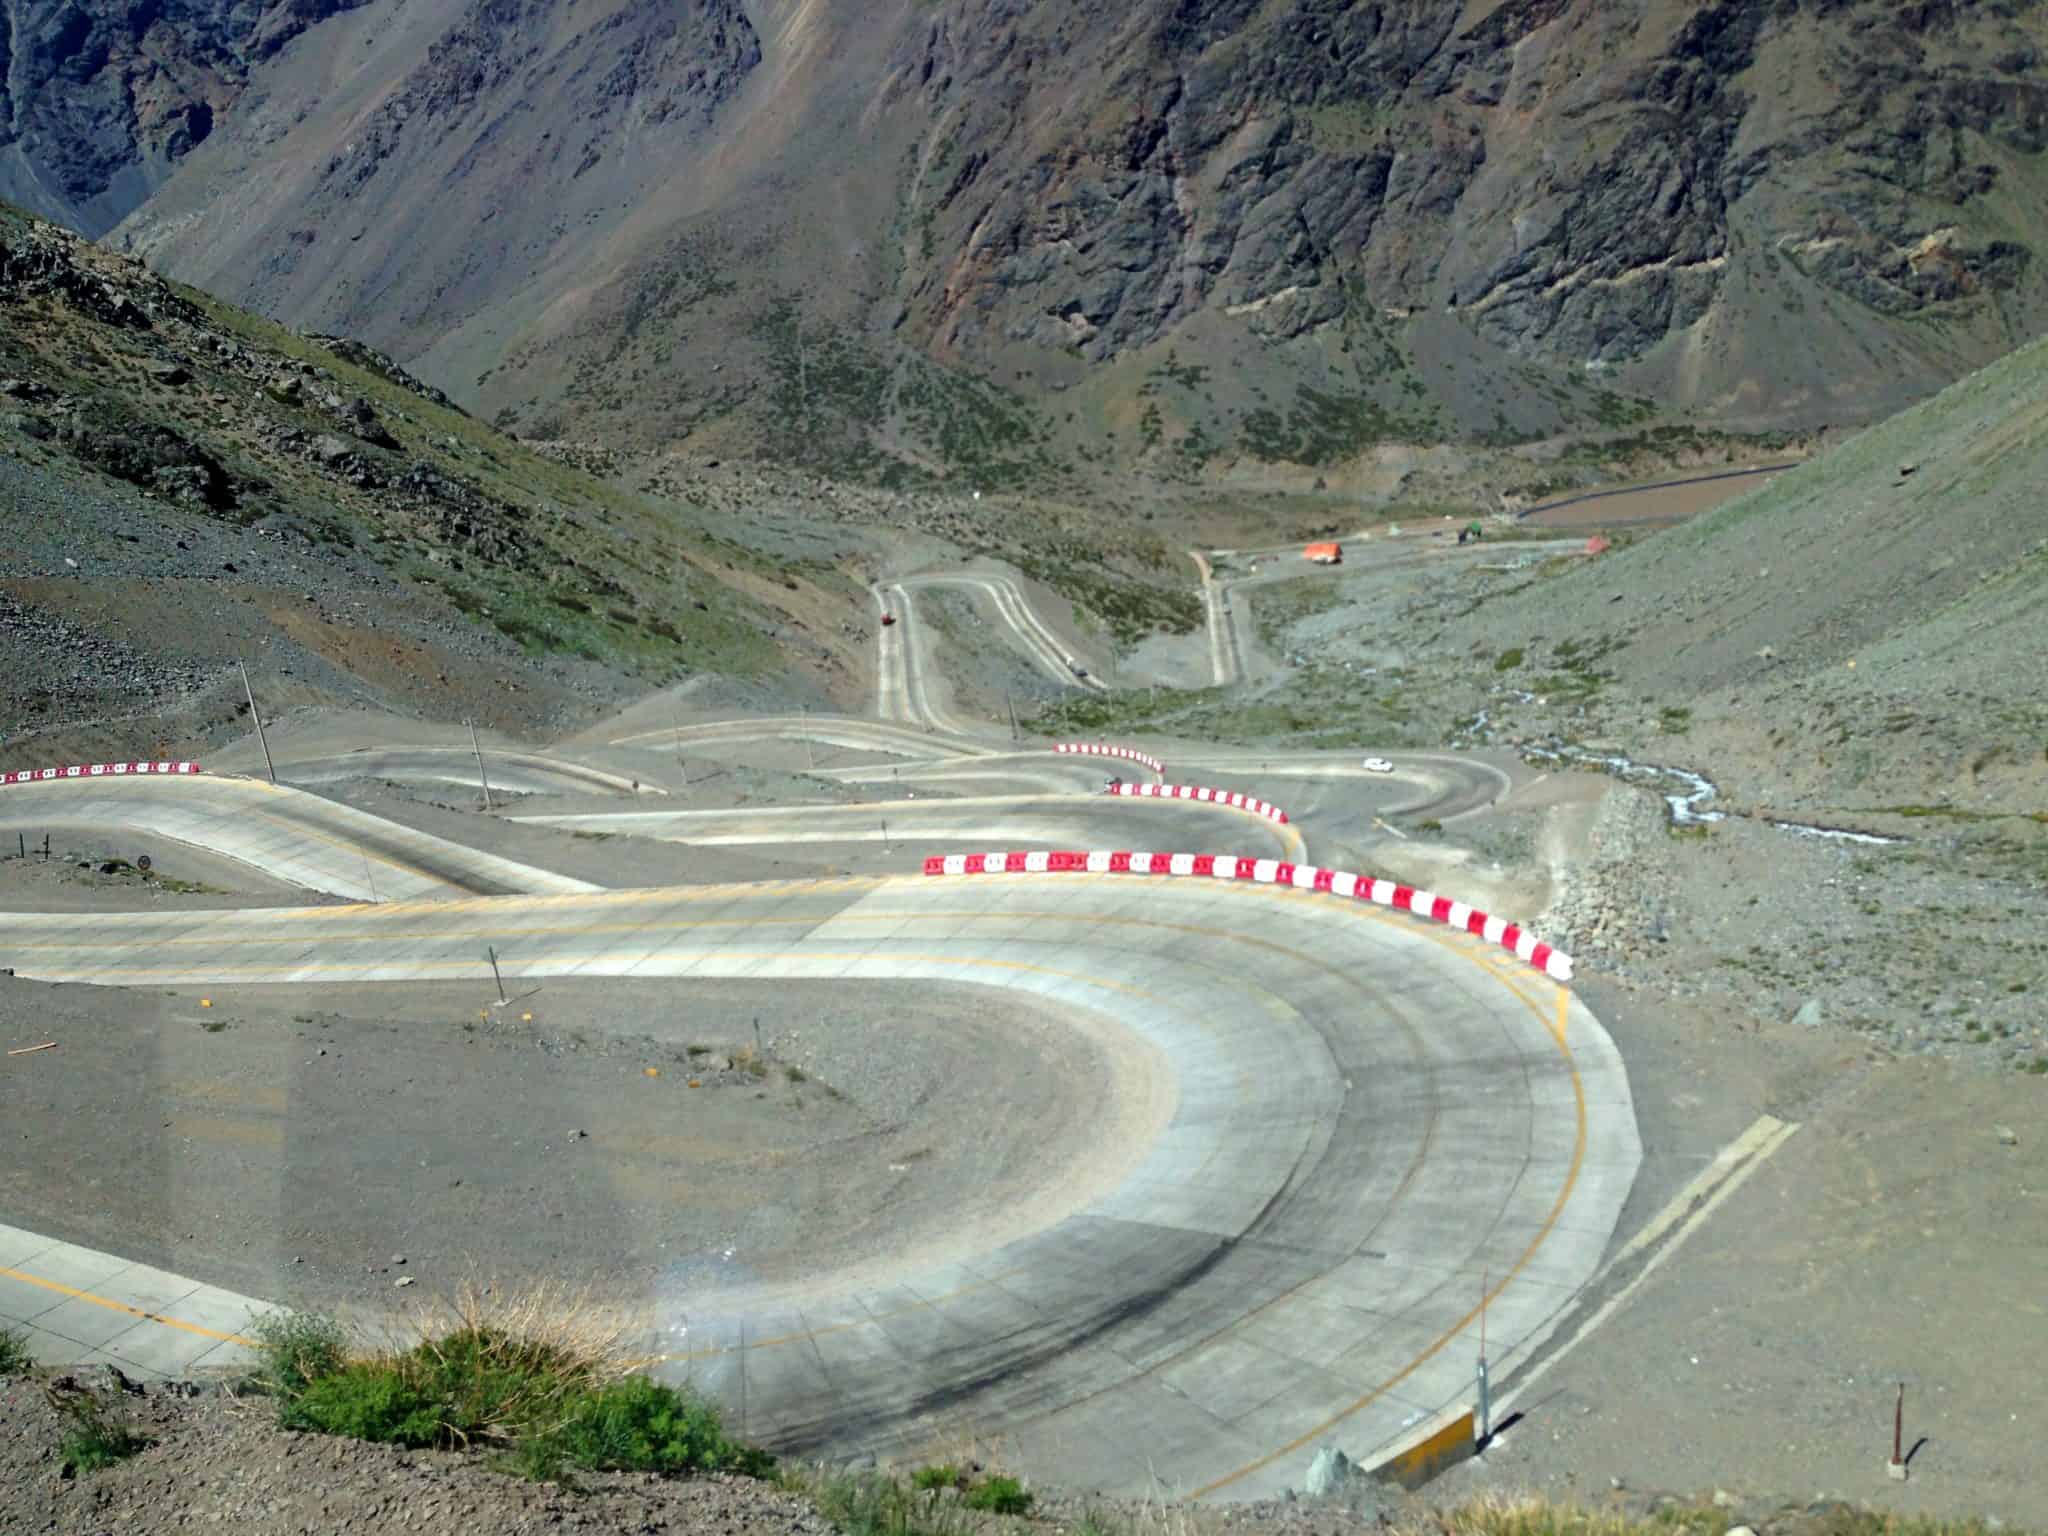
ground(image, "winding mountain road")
xmin=0 ymin=559 xmax=1639 ymax=1500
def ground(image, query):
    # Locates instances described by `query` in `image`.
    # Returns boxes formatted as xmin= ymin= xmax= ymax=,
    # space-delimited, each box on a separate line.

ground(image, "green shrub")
xmin=539 ymin=1374 xmax=773 ymax=1477
xmin=0 ymin=1325 xmax=31 ymax=1376
xmin=251 ymin=1310 xmax=348 ymax=1399
xmin=963 ymin=1476 xmax=1033 ymax=1515
xmin=913 ymin=1463 xmax=966 ymax=1492
xmin=1494 ymin=647 xmax=1524 ymax=671
xmin=287 ymin=1363 xmax=443 ymax=1445
xmin=48 ymin=1385 xmax=150 ymax=1475
xmin=251 ymin=1304 xmax=770 ymax=1482
xmin=811 ymin=1472 xmax=982 ymax=1536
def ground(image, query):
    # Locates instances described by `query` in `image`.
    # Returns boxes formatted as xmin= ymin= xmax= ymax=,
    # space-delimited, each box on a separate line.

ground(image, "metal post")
xmin=486 ymin=945 xmax=508 ymax=1006
xmin=1006 ymin=689 xmax=1018 ymax=742
xmin=1477 ymin=1267 xmax=1491 ymax=1442
xmin=1888 ymin=1382 xmax=1907 ymax=1479
xmin=240 ymin=661 xmax=275 ymax=785
xmin=468 ymin=719 xmax=494 ymax=812
xmin=881 ymin=817 xmax=889 ymax=851
xmin=15 ymin=833 xmax=22 ymax=860
xmin=1477 ymin=1355 xmax=1491 ymax=1444
xmin=360 ymin=846 xmax=378 ymax=904
xmin=800 ymin=707 xmax=816 ymax=772
xmin=739 ymin=1318 xmax=749 ymax=1442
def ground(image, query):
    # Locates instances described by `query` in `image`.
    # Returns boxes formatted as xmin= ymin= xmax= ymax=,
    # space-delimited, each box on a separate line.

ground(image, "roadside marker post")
xmin=468 ymin=719 xmax=494 ymax=812
xmin=1889 ymin=1383 xmax=1909 ymax=1480
xmin=240 ymin=661 xmax=276 ymax=785
xmin=486 ymin=946 xmax=508 ymax=1007
xmin=1476 ymin=1268 xmax=1491 ymax=1446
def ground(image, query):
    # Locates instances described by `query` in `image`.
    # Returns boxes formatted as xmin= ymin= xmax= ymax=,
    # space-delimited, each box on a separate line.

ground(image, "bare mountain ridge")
xmin=13 ymin=0 xmax=2045 ymax=482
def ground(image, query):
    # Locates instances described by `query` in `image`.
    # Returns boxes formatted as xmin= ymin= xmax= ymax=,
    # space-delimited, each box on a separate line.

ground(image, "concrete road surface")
xmin=0 ymin=776 xmax=599 ymax=903
xmin=508 ymin=793 xmax=1304 ymax=862
xmin=0 ymin=871 xmax=1637 ymax=1500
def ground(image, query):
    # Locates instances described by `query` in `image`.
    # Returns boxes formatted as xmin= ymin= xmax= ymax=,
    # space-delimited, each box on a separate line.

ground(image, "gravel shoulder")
xmin=0 ymin=826 xmax=332 ymax=910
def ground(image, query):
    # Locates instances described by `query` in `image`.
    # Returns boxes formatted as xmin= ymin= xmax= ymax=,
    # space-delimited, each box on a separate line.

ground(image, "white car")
xmin=1361 ymin=757 xmax=1394 ymax=774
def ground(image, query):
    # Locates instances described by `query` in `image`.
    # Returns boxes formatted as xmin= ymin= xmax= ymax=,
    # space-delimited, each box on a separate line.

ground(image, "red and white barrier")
xmin=1055 ymin=742 xmax=1165 ymax=775
xmin=2 ymin=761 xmax=201 ymax=789
xmin=924 ymin=849 xmax=1573 ymax=982
xmin=1110 ymin=781 xmax=1288 ymax=826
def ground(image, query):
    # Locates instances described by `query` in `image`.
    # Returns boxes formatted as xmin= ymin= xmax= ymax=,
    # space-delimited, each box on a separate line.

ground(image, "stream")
xmin=1522 ymin=742 xmax=1906 ymax=846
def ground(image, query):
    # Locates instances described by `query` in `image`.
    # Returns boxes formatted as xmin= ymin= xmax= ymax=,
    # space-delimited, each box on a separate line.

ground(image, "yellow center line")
xmin=0 ymin=1264 xmax=254 ymax=1349
xmin=4 ymin=868 xmax=1591 ymax=1484
xmin=1189 ymin=972 xmax=1587 ymax=1498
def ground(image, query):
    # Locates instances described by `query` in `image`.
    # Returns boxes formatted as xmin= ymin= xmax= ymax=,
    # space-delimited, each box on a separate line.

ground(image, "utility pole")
xmin=467 ymin=719 xmax=494 ymax=812
xmin=239 ymin=661 xmax=275 ymax=784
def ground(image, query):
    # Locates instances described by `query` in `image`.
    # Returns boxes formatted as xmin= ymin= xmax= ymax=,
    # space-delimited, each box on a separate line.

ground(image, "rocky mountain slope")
xmin=0 ymin=200 xmax=864 ymax=764
xmin=0 ymin=0 xmax=373 ymax=234
xmin=14 ymin=0 xmax=2021 ymax=488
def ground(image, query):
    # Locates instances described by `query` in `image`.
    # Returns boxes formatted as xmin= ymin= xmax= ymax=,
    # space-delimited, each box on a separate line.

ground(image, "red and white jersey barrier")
xmin=924 ymin=849 xmax=1573 ymax=982
xmin=2 ymin=761 xmax=201 ymax=789
xmin=1109 ymin=781 xmax=1288 ymax=826
xmin=1055 ymin=742 xmax=1165 ymax=775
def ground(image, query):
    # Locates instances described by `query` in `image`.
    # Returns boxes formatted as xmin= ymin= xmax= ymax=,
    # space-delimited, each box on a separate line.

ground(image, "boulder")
xmin=1305 ymin=1445 xmax=1353 ymax=1498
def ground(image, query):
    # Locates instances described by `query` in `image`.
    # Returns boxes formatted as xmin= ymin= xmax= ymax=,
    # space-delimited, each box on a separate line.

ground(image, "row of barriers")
xmin=2 ymin=762 xmax=201 ymax=788
xmin=923 ymin=848 xmax=1573 ymax=982
xmin=0 ymin=740 xmax=1570 ymax=981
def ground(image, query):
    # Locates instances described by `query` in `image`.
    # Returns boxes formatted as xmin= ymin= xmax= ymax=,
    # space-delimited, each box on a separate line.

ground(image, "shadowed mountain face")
xmin=12 ymin=0 xmax=2044 ymax=479
xmin=0 ymin=0 xmax=373 ymax=232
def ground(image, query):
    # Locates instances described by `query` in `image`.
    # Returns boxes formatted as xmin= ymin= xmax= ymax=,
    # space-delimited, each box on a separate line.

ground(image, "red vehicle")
xmin=880 ymin=612 xmax=897 ymax=626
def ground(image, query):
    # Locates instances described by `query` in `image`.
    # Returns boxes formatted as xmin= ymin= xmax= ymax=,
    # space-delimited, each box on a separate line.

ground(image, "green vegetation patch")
xmin=46 ymin=1380 xmax=152 ymax=1475
xmin=1240 ymin=385 xmax=1438 ymax=467
xmin=1004 ymin=548 xmax=1202 ymax=648
xmin=251 ymin=1303 xmax=771 ymax=1483
xmin=0 ymin=1324 xmax=32 ymax=1376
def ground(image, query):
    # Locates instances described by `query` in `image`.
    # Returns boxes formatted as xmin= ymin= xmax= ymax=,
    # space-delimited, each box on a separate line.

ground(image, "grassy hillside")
xmin=1460 ymin=335 xmax=2048 ymax=814
xmin=0 ymin=204 xmax=864 ymax=754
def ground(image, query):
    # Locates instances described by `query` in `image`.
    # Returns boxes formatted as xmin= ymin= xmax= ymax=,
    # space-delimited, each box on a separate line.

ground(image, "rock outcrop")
xmin=0 ymin=0 xmax=375 ymax=233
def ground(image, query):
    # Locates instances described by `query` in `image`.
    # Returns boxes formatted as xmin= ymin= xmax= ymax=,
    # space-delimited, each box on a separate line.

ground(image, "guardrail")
xmin=2 ymin=761 xmax=201 ymax=788
xmin=1054 ymin=742 xmax=1165 ymax=774
xmin=924 ymin=849 xmax=1573 ymax=981
xmin=1108 ymin=781 xmax=1287 ymax=825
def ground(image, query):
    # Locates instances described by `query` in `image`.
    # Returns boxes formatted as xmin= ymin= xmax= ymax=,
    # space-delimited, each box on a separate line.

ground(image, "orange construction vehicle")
xmin=1303 ymin=541 xmax=1342 ymax=565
